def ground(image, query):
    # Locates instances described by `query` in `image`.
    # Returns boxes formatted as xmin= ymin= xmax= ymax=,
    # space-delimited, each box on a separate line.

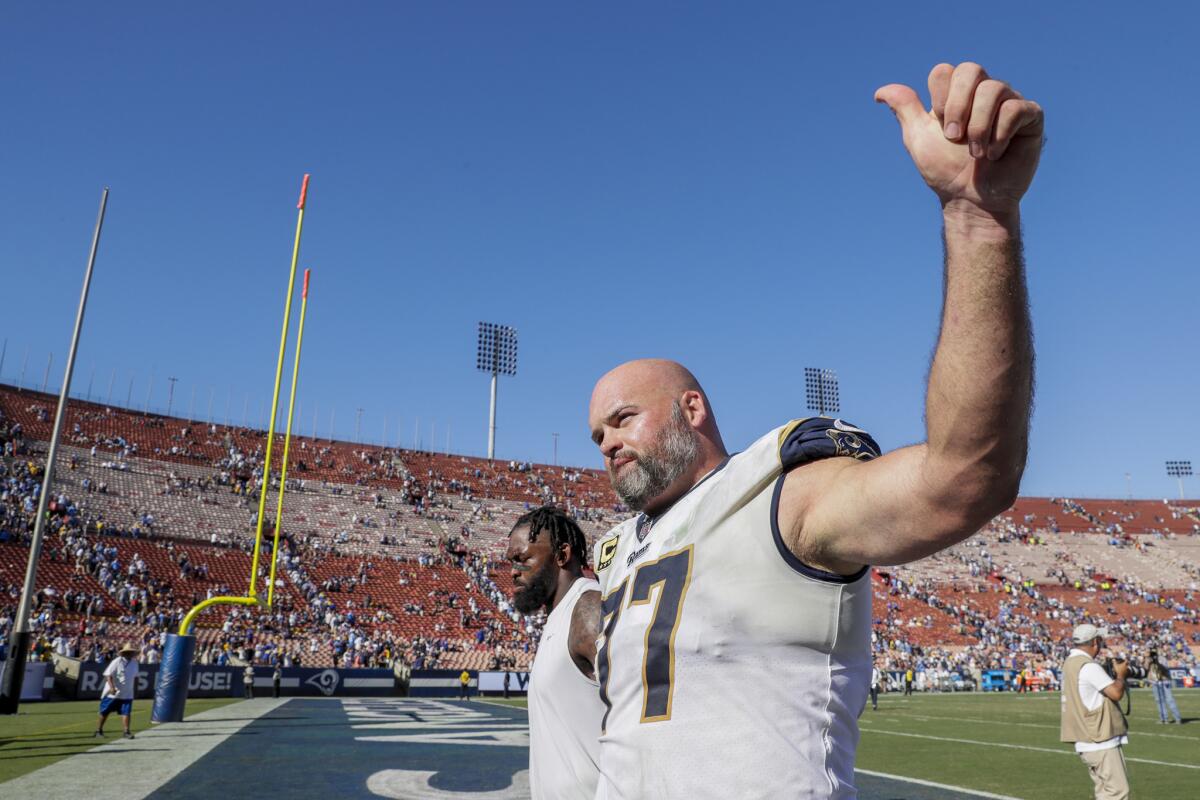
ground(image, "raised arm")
xmin=568 ymin=589 xmax=602 ymax=680
xmin=779 ymin=62 xmax=1042 ymax=573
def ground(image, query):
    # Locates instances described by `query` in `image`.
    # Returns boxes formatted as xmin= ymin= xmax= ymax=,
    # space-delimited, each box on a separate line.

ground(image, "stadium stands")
xmin=2 ymin=382 xmax=1197 ymax=683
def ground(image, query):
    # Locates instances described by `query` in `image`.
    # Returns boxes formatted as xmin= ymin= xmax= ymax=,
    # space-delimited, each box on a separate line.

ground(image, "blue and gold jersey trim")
xmin=777 ymin=417 xmax=881 ymax=469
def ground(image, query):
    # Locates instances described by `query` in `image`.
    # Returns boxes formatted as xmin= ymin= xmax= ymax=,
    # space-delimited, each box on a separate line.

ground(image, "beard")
xmin=512 ymin=559 xmax=556 ymax=614
xmin=610 ymin=402 xmax=700 ymax=511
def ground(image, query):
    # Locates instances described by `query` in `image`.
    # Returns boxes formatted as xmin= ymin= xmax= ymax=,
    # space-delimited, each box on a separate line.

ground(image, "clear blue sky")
xmin=2 ymin=2 xmax=1196 ymax=500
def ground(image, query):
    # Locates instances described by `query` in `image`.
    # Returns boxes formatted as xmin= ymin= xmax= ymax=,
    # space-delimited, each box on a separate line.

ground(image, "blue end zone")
xmin=140 ymin=698 xmax=1003 ymax=799
xmin=150 ymin=633 xmax=195 ymax=723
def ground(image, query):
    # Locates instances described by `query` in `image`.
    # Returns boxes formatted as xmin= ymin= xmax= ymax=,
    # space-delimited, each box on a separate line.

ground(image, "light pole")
xmin=553 ymin=432 xmax=559 ymax=466
xmin=355 ymin=408 xmax=364 ymax=443
xmin=1 ymin=187 xmax=108 ymax=714
xmin=166 ymin=376 xmax=178 ymax=418
xmin=804 ymin=367 xmax=840 ymax=417
xmin=1166 ymin=461 xmax=1192 ymax=501
xmin=476 ymin=321 xmax=518 ymax=461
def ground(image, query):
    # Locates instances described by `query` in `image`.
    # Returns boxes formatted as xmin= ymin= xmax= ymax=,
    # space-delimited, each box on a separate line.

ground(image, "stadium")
xmin=3 ymin=5 xmax=1199 ymax=800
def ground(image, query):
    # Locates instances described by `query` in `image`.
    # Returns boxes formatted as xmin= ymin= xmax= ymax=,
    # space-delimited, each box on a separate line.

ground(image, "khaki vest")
xmin=1060 ymin=653 xmax=1128 ymax=743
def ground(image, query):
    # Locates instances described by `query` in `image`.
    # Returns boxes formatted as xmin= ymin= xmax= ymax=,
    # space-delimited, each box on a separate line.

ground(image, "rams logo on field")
xmin=597 ymin=536 xmax=620 ymax=572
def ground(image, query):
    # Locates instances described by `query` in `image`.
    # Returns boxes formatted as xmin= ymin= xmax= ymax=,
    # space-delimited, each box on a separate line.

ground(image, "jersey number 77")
xmin=597 ymin=545 xmax=694 ymax=732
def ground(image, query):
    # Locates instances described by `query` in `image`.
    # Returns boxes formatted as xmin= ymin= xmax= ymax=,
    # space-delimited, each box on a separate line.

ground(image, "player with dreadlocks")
xmin=505 ymin=505 xmax=604 ymax=800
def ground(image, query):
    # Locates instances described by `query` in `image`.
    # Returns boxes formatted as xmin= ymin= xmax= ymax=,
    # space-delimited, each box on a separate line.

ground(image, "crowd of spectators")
xmin=4 ymin=392 xmax=1199 ymax=685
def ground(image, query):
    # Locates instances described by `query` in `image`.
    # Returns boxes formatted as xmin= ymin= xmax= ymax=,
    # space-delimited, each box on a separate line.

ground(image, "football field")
xmin=0 ymin=689 xmax=1195 ymax=798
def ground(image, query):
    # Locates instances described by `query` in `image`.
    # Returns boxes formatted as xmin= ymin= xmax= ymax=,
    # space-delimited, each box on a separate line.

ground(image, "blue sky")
xmin=1 ymin=2 xmax=1196 ymax=500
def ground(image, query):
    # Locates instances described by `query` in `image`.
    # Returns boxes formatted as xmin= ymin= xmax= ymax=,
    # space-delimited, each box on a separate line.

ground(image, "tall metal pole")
xmin=41 ymin=352 xmax=53 ymax=393
xmin=86 ymin=364 xmax=95 ymax=401
xmin=166 ymin=376 xmax=178 ymax=418
xmin=18 ymin=347 xmax=29 ymax=390
xmin=355 ymin=408 xmax=363 ymax=443
xmin=107 ymin=369 xmax=115 ymax=405
xmin=126 ymin=375 xmax=134 ymax=408
xmin=553 ymin=432 xmax=559 ymax=466
xmin=487 ymin=371 xmax=497 ymax=460
xmin=0 ymin=338 xmax=6 ymax=382
xmin=1 ymin=187 xmax=108 ymax=714
xmin=144 ymin=368 xmax=154 ymax=414
xmin=208 ymin=386 xmax=215 ymax=424
xmin=188 ymin=384 xmax=196 ymax=420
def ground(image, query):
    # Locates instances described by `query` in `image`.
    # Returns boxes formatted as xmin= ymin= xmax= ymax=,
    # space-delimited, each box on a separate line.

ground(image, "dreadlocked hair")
xmin=513 ymin=505 xmax=589 ymax=568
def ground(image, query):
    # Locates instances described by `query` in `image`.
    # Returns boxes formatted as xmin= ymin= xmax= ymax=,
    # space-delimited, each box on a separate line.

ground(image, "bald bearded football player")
xmin=588 ymin=61 xmax=1040 ymax=798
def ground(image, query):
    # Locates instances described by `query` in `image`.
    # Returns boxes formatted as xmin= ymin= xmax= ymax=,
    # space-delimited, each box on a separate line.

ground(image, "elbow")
xmin=926 ymin=460 xmax=1024 ymax=534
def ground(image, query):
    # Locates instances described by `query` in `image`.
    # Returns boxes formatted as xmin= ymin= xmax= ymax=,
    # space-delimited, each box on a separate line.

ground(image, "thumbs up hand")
xmin=876 ymin=63 xmax=1044 ymax=221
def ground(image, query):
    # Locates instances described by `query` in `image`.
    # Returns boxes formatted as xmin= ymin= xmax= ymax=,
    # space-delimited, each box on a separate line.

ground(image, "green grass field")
xmin=0 ymin=698 xmax=240 ymax=784
xmin=483 ymin=690 xmax=1198 ymax=799
xmin=857 ymin=689 xmax=1198 ymax=799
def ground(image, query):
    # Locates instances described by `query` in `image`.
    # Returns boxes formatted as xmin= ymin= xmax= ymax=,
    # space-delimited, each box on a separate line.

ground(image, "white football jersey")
xmin=528 ymin=576 xmax=604 ymax=800
xmin=592 ymin=419 xmax=879 ymax=800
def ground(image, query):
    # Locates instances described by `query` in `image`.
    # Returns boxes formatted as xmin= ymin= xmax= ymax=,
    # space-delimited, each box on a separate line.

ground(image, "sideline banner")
xmin=410 ymin=669 xmax=473 ymax=697
xmin=74 ymin=662 xmax=237 ymax=700
xmin=0 ymin=661 xmax=52 ymax=701
xmin=478 ymin=670 xmax=530 ymax=694
xmin=250 ymin=666 xmax=395 ymax=697
xmin=71 ymin=663 xmax=395 ymax=699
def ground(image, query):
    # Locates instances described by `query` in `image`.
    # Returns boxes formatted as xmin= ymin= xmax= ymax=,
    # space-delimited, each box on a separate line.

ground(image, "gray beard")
xmin=611 ymin=404 xmax=700 ymax=511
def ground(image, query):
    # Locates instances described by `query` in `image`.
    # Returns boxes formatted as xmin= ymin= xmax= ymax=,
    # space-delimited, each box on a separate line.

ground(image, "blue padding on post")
xmin=151 ymin=634 xmax=196 ymax=723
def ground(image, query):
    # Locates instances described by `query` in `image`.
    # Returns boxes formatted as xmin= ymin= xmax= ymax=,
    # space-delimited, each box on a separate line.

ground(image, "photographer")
xmin=1060 ymin=624 xmax=1130 ymax=800
xmin=1146 ymin=650 xmax=1182 ymax=725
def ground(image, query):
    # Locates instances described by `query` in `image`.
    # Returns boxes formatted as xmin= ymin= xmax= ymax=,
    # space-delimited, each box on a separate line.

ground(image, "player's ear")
xmin=680 ymin=390 xmax=707 ymax=428
xmin=556 ymin=541 xmax=573 ymax=568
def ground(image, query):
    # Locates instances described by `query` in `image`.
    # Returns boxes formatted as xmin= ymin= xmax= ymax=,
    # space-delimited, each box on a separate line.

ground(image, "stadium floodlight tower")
xmin=804 ymin=367 xmax=840 ymax=417
xmin=1166 ymin=460 xmax=1192 ymax=501
xmin=476 ymin=321 xmax=518 ymax=461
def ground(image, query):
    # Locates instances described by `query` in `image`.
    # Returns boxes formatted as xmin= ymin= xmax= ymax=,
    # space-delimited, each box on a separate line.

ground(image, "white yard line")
xmin=858 ymin=726 xmax=1200 ymax=770
xmin=878 ymin=710 xmax=1195 ymax=743
xmin=0 ymin=698 xmax=290 ymax=799
xmin=854 ymin=768 xmax=1025 ymax=800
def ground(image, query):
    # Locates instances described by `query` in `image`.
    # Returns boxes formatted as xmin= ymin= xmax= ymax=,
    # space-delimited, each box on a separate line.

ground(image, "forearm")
xmin=924 ymin=204 xmax=1033 ymax=519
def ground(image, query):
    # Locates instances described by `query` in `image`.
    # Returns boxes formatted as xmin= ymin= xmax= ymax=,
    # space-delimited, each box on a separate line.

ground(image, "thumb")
xmin=874 ymin=83 xmax=925 ymax=129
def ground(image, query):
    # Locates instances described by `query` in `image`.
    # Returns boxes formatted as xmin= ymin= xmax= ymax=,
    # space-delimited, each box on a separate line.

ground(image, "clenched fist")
xmin=876 ymin=62 xmax=1044 ymax=219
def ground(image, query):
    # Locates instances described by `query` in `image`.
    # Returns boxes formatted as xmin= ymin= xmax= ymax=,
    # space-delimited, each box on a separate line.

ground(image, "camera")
xmin=1103 ymin=655 xmax=1144 ymax=681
